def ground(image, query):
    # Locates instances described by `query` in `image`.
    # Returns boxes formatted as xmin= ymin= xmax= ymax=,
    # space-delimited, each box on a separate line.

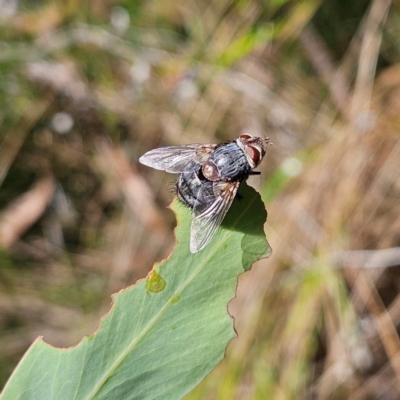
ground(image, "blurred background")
xmin=0 ymin=0 xmax=400 ymax=398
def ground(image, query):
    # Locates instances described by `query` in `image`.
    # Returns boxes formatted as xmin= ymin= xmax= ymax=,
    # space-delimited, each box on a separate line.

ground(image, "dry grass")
xmin=0 ymin=0 xmax=400 ymax=398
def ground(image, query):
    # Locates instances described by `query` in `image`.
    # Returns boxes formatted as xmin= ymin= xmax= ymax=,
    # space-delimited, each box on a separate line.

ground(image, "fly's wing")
xmin=190 ymin=181 xmax=240 ymax=253
xmin=139 ymin=144 xmax=216 ymax=173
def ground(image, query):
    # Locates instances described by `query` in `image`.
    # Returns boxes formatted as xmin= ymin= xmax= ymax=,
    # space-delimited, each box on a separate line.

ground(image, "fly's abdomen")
xmin=176 ymin=170 xmax=215 ymax=210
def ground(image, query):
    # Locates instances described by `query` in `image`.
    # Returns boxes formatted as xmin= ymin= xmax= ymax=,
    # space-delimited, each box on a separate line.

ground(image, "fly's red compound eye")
xmin=246 ymin=145 xmax=261 ymax=166
xmin=239 ymin=133 xmax=252 ymax=140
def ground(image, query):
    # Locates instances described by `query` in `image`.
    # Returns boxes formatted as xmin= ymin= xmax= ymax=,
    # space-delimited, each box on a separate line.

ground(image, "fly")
xmin=139 ymin=134 xmax=270 ymax=253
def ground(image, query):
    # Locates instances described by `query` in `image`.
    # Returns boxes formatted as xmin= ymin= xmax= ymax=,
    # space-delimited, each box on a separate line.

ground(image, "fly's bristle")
xmin=264 ymin=137 xmax=273 ymax=146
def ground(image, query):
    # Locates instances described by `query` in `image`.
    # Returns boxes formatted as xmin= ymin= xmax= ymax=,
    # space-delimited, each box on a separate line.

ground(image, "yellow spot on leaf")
xmin=146 ymin=269 xmax=166 ymax=293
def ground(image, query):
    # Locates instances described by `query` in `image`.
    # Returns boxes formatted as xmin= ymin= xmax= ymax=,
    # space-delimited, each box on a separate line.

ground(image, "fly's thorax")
xmin=236 ymin=134 xmax=268 ymax=169
xmin=202 ymin=142 xmax=251 ymax=182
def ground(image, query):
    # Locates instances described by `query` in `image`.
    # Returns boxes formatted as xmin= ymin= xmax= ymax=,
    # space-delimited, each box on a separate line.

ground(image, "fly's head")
xmin=236 ymin=134 xmax=270 ymax=169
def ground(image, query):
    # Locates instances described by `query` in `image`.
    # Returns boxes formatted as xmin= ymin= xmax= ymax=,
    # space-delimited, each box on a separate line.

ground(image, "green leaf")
xmin=1 ymin=182 xmax=270 ymax=400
